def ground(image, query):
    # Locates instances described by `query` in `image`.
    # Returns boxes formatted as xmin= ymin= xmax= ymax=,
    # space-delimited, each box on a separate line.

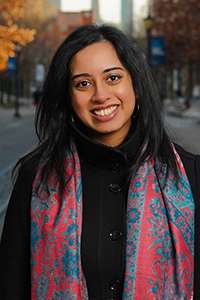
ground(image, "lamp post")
xmin=121 ymin=0 xmax=133 ymax=36
xmin=14 ymin=44 xmax=21 ymax=118
xmin=91 ymin=0 xmax=101 ymax=24
xmin=143 ymin=14 xmax=154 ymax=64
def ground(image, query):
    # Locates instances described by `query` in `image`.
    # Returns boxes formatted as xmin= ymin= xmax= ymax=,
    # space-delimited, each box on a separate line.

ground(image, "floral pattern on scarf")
xmin=31 ymin=144 xmax=194 ymax=299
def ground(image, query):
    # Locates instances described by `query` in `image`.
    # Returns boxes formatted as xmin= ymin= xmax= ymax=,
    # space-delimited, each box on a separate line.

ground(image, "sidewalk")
xmin=0 ymin=99 xmax=36 ymax=237
xmin=164 ymin=98 xmax=200 ymax=121
xmin=0 ymin=98 xmax=35 ymax=125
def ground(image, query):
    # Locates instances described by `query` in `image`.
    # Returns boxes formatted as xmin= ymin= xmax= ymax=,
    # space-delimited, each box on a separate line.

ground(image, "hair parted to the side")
xmin=14 ymin=23 xmax=178 ymax=192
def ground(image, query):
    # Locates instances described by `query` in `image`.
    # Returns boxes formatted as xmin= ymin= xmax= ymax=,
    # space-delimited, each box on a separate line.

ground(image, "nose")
xmin=91 ymin=81 xmax=111 ymax=103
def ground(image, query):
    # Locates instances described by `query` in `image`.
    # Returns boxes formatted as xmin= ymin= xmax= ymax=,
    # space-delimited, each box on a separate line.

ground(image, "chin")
xmin=93 ymin=127 xmax=119 ymax=135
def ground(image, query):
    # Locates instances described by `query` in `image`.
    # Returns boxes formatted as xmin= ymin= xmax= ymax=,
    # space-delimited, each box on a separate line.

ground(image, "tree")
xmin=152 ymin=0 xmax=200 ymax=103
xmin=23 ymin=0 xmax=59 ymax=64
xmin=17 ymin=0 xmax=59 ymax=96
xmin=0 ymin=0 xmax=35 ymax=70
xmin=152 ymin=0 xmax=200 ymax=65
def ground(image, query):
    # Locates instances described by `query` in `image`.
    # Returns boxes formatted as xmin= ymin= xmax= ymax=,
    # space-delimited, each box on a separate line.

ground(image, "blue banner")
xmin=7 ymin=56 xmax=16 ymax=77
xmin=150 ymin=36 xmax=166 ymax=66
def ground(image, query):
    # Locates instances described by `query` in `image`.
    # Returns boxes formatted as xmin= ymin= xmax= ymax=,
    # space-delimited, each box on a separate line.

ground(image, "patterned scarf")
xmin=31 ymin=143 xmax=194 ymax=299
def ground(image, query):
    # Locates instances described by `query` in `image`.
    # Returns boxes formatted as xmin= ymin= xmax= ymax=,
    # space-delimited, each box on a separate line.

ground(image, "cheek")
xmin=71 ymin=94 xmax=83 ymax=112
xmin=71 ymin=98 xmax=79 ymax=111
xmin=71 ymin=95 xmax=89 ymax=121
xmin=117 ymin=85 xmax=136 ymax=108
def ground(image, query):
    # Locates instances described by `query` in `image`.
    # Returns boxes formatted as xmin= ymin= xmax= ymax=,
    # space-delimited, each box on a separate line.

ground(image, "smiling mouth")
xmin=92 ymin=105 xmax=118 ymax=117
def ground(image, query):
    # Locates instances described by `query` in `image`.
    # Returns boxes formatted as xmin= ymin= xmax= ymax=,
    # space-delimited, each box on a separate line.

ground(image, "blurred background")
xmin=0 ymin=0 xmax=200 ymax=236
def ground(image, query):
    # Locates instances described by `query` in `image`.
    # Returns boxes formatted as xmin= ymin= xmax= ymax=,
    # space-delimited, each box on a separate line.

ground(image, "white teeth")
xmin=94 ymin=105 xmax=117 ymax=116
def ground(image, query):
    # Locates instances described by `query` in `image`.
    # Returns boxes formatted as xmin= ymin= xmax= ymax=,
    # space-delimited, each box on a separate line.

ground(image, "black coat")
xmin=0 ymin=142 xmax=200 ymax=299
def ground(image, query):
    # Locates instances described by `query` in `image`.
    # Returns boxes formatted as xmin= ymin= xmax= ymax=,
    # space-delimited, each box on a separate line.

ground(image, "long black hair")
xmin=15 ymin=23 xmax=178 ymax=191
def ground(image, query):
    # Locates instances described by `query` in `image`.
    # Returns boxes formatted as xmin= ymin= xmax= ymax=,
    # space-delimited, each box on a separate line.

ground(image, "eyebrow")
xmin=71 ymin=67 xmax=124 ymax=80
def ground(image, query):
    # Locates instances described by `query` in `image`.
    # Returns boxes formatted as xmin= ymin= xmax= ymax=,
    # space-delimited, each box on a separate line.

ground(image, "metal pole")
xmin=91 ymin=0 xmax=101 ymax=24
xmin=147 ymin=28 xmax=151 ymax=64
xmin=145 ymin=0 xmax=154 ymax=64
xmin=14 ymin=47 xmax=21 ymax=118
xmin=121 ymin=0 xmax=133 ymax=35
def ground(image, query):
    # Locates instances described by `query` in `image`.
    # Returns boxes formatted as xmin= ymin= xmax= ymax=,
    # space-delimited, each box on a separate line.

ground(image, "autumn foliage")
xmin=152 ymin=0 xmax=200 ymax=65
xmin=0 ymin=0 xmax=35 ymax=70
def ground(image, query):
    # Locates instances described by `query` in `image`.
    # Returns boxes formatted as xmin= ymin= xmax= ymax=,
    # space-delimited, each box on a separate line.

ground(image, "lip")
xmin=91 ymin=104 xmax=119 ymax=111
xmin=90 ymin=104 xmax=119 ymax=122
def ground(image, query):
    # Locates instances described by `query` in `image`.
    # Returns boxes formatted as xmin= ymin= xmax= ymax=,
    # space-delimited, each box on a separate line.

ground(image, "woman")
xmin=0 ymin=24 xmax=199 ymax=300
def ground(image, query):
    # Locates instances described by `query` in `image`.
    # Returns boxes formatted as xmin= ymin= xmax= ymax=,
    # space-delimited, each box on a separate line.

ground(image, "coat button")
xmin=109 ymin=183 xmax=122 ymax=193
xmin=109 ymin=279 xmax=121 ymax=292
xmin=111 ymin=162 xmax=120 ymax=173
xmin=109 ymin=230 xmax=123 ymax=241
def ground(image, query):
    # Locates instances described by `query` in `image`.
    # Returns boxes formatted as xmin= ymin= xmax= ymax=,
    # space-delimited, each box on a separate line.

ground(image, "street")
xmin=0 ymin=105 xmax=37 ymax=236
xmin=0 ymin=105 xmax=200 ymax=237
xmin=165 ymin=115 xmax=200 ymax=154
xmin=0 ymin=111 xmax=36 ymax=172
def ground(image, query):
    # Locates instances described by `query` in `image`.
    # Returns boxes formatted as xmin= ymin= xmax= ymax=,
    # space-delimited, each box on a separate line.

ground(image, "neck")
xmin=93 ymin=122 xmax=131 ymax=148
xmin=71 ymin=116 xmax=132 ymax=147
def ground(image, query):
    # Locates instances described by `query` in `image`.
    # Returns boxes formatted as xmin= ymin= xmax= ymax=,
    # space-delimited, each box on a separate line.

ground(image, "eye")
xmin=107 ymin=74 xmax=122 ymax=84
xmin=75 ymin=80 xmax=92 ymax=89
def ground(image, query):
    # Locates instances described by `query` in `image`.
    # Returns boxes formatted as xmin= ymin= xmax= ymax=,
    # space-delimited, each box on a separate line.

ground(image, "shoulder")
xmin=174 ymin=143 xmax=200 ymax=200
xmin=4 ymin=154 xmax=40 ymax=223
xmin=174 ymin=143 xmax=200 ymax=162
xmin=174 ymin=143 xmax=200 ymax=174
xmin=14 ymin=152 xmax=40 ymax=189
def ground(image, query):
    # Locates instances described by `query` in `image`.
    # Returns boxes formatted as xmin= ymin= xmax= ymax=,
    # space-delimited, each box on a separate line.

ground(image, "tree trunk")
xmin=185 ymin=62 xmax=193 ymax=108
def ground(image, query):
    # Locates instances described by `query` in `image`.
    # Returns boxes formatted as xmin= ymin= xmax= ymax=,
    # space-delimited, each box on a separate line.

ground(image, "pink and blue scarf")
xmin=31 ymin=143 xmax=194 ymax=299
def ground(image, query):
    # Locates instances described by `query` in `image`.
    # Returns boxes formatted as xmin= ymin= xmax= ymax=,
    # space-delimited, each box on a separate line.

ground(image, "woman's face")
xmin=70 ymin=41 xmax=136 ymax=147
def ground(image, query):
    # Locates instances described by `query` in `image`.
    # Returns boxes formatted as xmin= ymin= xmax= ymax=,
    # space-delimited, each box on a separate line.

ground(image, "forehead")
xmin=70 ymin=41 xmax=124 ymax=74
